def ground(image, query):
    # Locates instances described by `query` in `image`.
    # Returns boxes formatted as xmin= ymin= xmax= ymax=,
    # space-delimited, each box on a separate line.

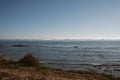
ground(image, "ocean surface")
xmin=0 ymin=40 xmax=120 ymax=76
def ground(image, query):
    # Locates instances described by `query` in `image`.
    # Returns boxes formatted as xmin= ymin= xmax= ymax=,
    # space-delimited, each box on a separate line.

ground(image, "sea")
xmin=0 ymin=40 xmax=120 ymax=76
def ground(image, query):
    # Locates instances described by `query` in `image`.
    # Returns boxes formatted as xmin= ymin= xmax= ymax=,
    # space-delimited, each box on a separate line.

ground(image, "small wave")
xmin=107 ymin=47 xmax=120 ymax=50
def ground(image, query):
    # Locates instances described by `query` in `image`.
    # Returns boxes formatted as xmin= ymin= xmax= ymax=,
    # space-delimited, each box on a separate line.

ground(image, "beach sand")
xmin=1 ymin=65 xmax=120 ymax=80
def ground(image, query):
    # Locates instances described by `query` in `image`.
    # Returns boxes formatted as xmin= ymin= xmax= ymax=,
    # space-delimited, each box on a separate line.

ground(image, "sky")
xmin=0 ymin=0 xmax=120 ymax=40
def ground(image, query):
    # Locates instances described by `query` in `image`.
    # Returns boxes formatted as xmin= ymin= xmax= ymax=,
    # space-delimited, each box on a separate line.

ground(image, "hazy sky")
xmin=0 ymin=0 xmax=120 ymax=40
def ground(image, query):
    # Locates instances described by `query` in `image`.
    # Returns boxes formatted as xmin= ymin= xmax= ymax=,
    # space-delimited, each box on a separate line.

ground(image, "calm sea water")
xmin=0 ymin=40 xmax=120 ymax=76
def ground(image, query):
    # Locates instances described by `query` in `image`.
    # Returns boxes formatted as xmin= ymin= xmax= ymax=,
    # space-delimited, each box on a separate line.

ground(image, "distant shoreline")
xmin=1 ymin=39 xmax=120 ymax=41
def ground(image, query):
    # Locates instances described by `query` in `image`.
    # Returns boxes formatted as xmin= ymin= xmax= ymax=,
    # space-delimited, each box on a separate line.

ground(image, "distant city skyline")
xmin=0 ymin=0 xmax=120 ymax=40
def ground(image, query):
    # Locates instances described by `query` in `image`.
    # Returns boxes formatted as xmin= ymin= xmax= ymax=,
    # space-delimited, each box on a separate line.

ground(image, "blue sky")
xmin=0 ymin=0 xmax=120 ymax=40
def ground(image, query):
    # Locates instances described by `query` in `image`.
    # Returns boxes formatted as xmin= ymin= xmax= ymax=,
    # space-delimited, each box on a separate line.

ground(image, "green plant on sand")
xmin=19 ymin=53 xmax=40 ymax=67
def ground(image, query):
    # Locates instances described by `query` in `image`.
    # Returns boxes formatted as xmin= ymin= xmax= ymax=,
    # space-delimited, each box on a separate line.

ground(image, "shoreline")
xmin=0 ymin=54 xmax=120 ymax=80
xmin=45 ymin=62 xmax=120 ymax=77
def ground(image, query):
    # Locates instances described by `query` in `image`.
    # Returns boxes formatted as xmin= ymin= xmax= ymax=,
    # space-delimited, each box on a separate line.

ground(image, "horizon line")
xmin=1 ymin=38 xmax=120 ymax=41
